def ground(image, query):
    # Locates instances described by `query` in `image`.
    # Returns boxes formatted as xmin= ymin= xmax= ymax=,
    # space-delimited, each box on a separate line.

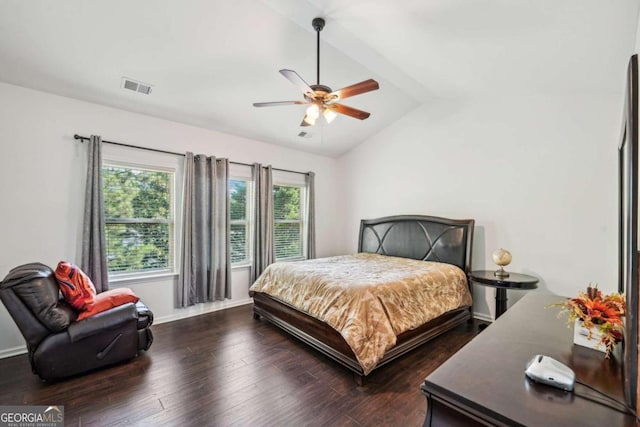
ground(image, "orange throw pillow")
xmin=55 ymin=262 xmax=96 ymax=311
xmin=77 ymin=288 xmax=139 ymax=321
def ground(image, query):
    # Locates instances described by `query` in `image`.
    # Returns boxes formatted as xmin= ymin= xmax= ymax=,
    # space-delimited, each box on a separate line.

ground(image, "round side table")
xmin=469 ymin=271 xmax=538 ymax=320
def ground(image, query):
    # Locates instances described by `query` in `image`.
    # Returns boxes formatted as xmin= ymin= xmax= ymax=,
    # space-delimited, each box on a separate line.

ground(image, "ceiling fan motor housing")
xmin=311 ymin=84 xmax=331 ymax=92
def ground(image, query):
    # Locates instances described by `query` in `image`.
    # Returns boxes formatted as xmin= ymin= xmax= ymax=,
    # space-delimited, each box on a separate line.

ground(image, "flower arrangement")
xmin=555 ymin=284 xmax=625 ymax=357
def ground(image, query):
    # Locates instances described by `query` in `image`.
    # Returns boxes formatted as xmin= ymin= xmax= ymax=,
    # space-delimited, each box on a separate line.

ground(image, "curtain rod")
xmin=73 ymin=134 xmax=310 ymax=176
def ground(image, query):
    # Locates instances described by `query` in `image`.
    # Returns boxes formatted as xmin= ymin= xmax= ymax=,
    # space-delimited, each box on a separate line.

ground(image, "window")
xmin=273 ymin=184 xmax=306 ymax=260
xmin=229 ymin=178 xmax=251 ymax=264
xmin=103 ymin=164 xmax=175 ymax=277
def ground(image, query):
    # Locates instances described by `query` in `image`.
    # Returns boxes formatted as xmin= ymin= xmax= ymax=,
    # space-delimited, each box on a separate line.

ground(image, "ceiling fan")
xmin=253 ymin=17 xmax=379 ymax=127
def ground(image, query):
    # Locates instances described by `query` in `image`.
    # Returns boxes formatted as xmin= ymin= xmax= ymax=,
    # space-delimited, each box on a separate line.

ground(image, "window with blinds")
xmin=229 ymin=178 xmax=251 ymax=264
xmin=273 ymin=184 xmax=305 ymax=260
xmin=103 ymin=164 xmax=175 ymax=276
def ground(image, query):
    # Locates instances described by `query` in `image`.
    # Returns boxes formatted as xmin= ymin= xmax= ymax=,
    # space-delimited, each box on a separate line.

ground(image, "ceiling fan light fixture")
xmin=323 ymin=107 xmax=337 ymax=124
xmin=304 ymin=104 xmax=319 ymax=125
xmin=306 ymin=103 xmax=320 ymax=118
xmin=303 ymin=114 xmax=317 ymax=126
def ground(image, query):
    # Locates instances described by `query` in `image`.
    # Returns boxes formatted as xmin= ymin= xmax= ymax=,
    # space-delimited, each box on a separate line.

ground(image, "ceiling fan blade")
xmin=300 ymin=117 xmax=311 ymax=127
xmin=253 ymin=100 xmax=308 ymax=107
xmin=328 ymin=79 xmax=379 ymax=101
xmin=280 ymin=69 xmax=314 ymax=96
xmin=327 ymin=103 xmax=371 ymax=120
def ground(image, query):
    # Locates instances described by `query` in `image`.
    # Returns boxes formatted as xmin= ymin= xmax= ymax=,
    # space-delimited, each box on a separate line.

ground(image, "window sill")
xmin=276 ymin=257 xmax=306 ymax=263
xmin=109 ymin=271 xmax=178 ymax=287
xmin=109 ymin=265 xmax=251 ymax=287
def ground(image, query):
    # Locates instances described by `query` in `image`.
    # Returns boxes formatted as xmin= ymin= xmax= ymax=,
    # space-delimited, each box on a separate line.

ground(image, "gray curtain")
xmin=178 ymin=153 xmax=231 ymax=307
xmin=250 ymin=163 xmax=274 ymax=283
xmin=305 ymin=172 xmax=316 ymax=259
xmin=81 ymin=135 xmax=108 ymax=293
xmin=179 ymin=153 xmax=194 ymax=307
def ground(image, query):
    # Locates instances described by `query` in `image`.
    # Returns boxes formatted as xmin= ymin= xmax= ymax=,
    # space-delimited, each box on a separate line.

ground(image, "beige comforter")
xmin=249 ymin=253 xmax=472 ymax=375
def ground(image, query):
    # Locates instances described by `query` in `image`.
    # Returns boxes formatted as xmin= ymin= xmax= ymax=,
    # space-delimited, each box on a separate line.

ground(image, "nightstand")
xmin=469 ymin=270 xmax=538 ymax=320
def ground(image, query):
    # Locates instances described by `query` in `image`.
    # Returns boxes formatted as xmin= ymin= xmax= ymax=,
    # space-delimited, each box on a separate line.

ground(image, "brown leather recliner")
xmin=0 ymin=262 xmax=153 ymax=381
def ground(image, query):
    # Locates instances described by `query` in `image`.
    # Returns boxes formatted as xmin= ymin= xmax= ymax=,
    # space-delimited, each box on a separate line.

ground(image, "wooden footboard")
xmin=252 ymin=292 xmax=471 ymax=382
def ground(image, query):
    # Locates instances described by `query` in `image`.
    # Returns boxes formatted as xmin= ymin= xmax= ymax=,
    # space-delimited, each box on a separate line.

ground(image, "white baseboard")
xmin=154 ymin=298 xmax=254 ymax=325
xmin=0 ymin=345 xmax=27 ymax=359
xmin=473 ymin=312 xmax=493 ymax=323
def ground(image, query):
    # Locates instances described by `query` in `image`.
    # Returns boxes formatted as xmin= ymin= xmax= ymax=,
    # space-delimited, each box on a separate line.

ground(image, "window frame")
xmin=272 ymin=171 xmax=308 ymax=262
xmin=102 ymin=145 xmax=183 ymax=284
xmin=229 ymin=177 xmax=253 ymax=267
xmin=229 ymin=163 xmax=254 ymax=268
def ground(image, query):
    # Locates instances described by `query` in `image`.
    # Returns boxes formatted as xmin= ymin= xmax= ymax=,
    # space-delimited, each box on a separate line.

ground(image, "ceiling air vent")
xmin=121 ymin=77 xmax=153 ymax=95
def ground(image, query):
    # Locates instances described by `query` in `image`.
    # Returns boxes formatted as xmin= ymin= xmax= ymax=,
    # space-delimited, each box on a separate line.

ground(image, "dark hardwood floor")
xmin=0 ymin=305 xmax=482 ymax=426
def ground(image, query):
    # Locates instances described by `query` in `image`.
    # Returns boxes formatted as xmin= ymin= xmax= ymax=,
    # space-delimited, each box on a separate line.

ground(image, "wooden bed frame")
xmin=251 ymin=214 xmax=475 ymax=384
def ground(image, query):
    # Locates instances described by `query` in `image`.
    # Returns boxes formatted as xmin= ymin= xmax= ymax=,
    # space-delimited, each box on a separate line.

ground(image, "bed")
xmin=249 ymin=214 xmax=475 ymax=384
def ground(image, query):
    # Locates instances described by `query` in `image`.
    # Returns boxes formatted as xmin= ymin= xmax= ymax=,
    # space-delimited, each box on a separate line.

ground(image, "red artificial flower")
xmin=553 ymin=284 xmax=626 ymax=358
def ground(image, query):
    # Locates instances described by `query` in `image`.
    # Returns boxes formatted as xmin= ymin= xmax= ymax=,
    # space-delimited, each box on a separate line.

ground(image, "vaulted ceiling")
xmin=0 ymin=0 xmax=638 ymax=157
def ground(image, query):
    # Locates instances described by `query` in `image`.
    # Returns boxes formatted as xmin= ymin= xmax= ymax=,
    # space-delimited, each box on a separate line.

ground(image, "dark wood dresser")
xmin=421 ymin=292 xmax=636 ymax=426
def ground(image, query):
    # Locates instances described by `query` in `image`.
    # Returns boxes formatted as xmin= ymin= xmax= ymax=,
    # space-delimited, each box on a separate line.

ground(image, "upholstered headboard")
xmin=358 ymin=215 xmax=475 ymax=273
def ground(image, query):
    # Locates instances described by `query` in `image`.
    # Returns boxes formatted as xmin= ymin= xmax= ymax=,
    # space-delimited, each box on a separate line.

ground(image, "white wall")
xmin=0 ymin=82 xmax=342 ymax=357
xmin=337 ymin=92 xmax=622 ymax=320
